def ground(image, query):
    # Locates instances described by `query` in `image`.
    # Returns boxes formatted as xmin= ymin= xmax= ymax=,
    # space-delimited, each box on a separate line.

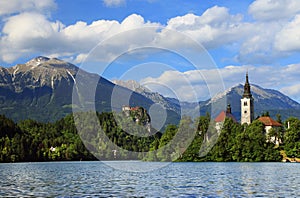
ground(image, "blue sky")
xmin=0 ymin=0 xmax=300 ymax=102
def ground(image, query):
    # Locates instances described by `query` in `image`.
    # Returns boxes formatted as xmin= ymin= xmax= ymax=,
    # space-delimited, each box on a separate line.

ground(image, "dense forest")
xmin=0 ymin=110 xmax=300 ymax=163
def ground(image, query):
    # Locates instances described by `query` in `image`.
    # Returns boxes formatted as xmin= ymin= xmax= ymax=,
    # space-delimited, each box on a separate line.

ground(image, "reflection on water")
xmin=0 ymin=161 xmax=299 ymax=197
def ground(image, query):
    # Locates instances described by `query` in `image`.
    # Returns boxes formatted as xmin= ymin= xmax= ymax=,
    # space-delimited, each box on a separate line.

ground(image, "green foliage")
xmin=201 ymin=118 xmax=281 ymax=162
xmin=284 ymin=117 xmax=300 ymax=157
xmin=261 ymin=111 xmax=270 ymax=117
xmin=209 ymin=118 xmax=243 ymax=161
xmin=1 ymin=112 xmax=299 ymax=163
xmin=177 ymin=113 xmax=211 ymax=162
xmin=0 ymin=111 xmax=161 ymax=162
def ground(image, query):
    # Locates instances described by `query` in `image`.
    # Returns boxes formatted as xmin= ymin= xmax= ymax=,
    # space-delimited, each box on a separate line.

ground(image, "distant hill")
xmin=177 ymin=84 xmax=300 ymax=121
xmin=0 ymin=56 xmax=179 ymax=124
xmin=112 ymin=79 xmax=181 ymax=114
xmin=114 ymin=80 xmax=300 ymax=121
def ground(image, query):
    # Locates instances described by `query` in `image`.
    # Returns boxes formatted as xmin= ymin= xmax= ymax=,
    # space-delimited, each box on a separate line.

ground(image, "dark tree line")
xmin=0 ymin=112 xmax=160 ymax=162
xmin=0 ymin=114 xmax=95 ymax=162
xmin=0 ymin=112 xmax=299 ymax=163
xmin=145 ymin=113 xmax=299 ymax=162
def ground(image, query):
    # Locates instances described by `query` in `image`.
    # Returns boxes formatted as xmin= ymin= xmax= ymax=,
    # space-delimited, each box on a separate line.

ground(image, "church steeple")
xmin=243 ymin=72 xmax=252 ymax=98
xmin=226 ymin=104 xmax=231 ymax=114
xmin=241 ymin=72 xmax=254 ymax=125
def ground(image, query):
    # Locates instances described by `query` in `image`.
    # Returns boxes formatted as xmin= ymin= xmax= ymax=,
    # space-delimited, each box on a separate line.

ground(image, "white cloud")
xmin=0 ymin=12 xmax=64 ymax=62
xmin=0 ymin=0 xmax=56 ymax=16
xmin=2 ymin=13 xmax=62 ymax=44
xmin=249 ymin=0 xmax=300 ymax=21
xmin=164 ymin=6 xmax=247 ymax=49
xmin=0 ymin=13 xmax=160 ymax=63
xmin=141 ymin=68 xmax=226 ymax=102
xmin=237 ymin=21 xmax=284 ymax=64
xmin=103 ymin=0 xmax=126 ymax=7
xmin=281 ymin=84 xmax=300 ymax=102
xmin=140 ymin=64 xmax=300 ymax=102
xmin=162 ymin=5 xmax=290 ymax=64
xmin=274 ymin=15 xmax=300 ymax=52
xmin=0 ymin=2 xmax=299 ymax=103
xmin=0 ymin=12 xmax=55 ymax=62
xmin=0 ymin=3 xmax=300 ymax=66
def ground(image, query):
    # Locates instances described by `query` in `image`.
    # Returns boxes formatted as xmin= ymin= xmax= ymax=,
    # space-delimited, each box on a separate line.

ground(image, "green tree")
xmin=284 ymin=117 xmax=300 ymax=157
xmin=209 ymin=118 xmax=242 ymax=162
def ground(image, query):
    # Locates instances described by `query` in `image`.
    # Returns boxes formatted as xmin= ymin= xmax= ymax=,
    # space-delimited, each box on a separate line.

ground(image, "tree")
xmin=209 ymin=118 xmax=242 ymax=162
xmin=284 ymin=117 xmax=300 ymax=157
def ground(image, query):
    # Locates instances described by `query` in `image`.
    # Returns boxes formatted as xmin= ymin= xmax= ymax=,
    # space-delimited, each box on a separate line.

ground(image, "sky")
xmin=0 ymin=0 xmax=300 ymax=102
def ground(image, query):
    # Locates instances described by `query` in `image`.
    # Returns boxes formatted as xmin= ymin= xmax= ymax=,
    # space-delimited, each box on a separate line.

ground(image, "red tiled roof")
xmin=215 ymin=111 xmax=237 ymax=123
xmin=258 ymin=116 xmax=282 ymax=126
xmin=130 ymin=107 xmax=139 ymax=111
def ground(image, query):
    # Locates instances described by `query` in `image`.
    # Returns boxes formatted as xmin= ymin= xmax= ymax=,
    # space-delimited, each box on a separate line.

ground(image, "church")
xmin=214 ymin=72 xmax=282 ymax=144
xmin=214 ymin=72 xmax=254 ymax=126
xmin=240 ymin=72 xmax=254 ymax=125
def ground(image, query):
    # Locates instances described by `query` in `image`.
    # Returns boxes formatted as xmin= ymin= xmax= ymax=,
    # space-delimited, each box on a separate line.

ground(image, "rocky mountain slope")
xmin=114 ymin=80 xmax=300 ymax=121
xmin=185 ymin=84 xmax=300 ymax=121
xmin=1 ymin=57 xmax=299 ymax=123
xmin=0 ymin=57 xmax=179 ymax=123
xmin=112 ymin=79 xmax=181 ymax=114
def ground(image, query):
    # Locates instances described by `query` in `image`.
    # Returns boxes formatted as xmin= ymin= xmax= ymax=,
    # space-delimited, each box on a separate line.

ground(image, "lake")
xmin=0 ymin=161 xmax=299 ymax=197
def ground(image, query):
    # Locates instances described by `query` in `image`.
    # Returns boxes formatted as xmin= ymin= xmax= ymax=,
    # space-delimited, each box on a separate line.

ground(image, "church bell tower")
xmin=241 ymin=72 xmax=254 ymax=124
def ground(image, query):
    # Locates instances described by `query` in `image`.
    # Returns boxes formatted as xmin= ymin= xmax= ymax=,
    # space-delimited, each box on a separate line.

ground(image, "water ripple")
xmin=0 ymin=162 xmax=300 ymax=197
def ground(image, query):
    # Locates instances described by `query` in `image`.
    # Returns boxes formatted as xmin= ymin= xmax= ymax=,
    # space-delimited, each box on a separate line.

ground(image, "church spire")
xmin=243 ymin=72 xmax=252 ymax=98
xmin=226 ymin=104 xmax=231 ymax=114
xmin=241 ymin=71 xmax=254 ymax=124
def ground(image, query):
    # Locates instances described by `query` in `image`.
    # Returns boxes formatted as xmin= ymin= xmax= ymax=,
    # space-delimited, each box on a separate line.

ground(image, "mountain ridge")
xmin=114 ymin=79 xmax=300 ymax=121
xmin=0 ymin=56 xmax=299 ymax=123
xmin=0 ymin=57 xmax=181 ymax=124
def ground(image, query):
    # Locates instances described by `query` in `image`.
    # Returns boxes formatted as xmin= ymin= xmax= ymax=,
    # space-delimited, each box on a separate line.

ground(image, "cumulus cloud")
xmin=281 ymin=84 xmax=300 ymax=102
xmin=237 ymin=21 xmax=284 ymax=64
xmin=103 ymin=0 xmax=126 ymax=7
xmin=0 ymin=13 xmax=161 ymax=63
xmin=274 ymin=15 xmax=300 ymax=52
xmin=0 ymin=1 xmax=300 ymax=67
xmin=249 ymin=0 xmax=300 ymax=21
xmin=0 ymin=0 xmax=56 ymax=16
xmin=0 ymin=5 xmax=251 ymax=64
xmin=237 ymin=0 xmax=300 ymax=62
xmin=0 ymin=1 xmax=299 ymax=103
xmin=140 ymin=70 xmax=213 ymax=102
xmin=164 ymin=6 xmax=247 ymax=49
xmin=140 ymin=64 xmax=300 ymax=102
xmin=160 ymin=5 xmax=295 ymax=64
xmin=0 ymin=12 xmax=64 ymax=62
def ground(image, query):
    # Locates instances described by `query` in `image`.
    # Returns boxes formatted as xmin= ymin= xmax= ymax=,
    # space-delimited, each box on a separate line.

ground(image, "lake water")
xmin=0 ymin=161 xmax=299 ymax=197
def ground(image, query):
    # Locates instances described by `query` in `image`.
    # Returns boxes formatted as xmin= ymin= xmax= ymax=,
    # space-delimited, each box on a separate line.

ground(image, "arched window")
xmin=244 ymin=101 xmax=247 ymax=106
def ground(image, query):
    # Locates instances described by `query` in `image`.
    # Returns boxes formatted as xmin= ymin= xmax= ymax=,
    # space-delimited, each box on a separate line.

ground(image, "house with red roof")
xmin=258 ymin=116 xmax=283 ymax=145
xmin=214 ymin=104 xmax=237 ymax=133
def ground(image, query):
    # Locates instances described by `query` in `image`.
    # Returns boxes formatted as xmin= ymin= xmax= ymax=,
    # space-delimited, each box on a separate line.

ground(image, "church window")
xmin=244 ymin=111 xmax=247 ymax=114
xmin=244 ymin=101 xmax=247 ymax=106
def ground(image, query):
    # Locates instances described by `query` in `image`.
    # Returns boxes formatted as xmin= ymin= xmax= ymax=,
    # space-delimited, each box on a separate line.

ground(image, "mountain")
xmin=0 ymin=56 xmax=179 ymax=124
xmin=1 ymin=57 xmax=299 ymax=124
xmin=198 ymin=84 xmax=300 ymax=121
xmin=112 ymin=79 xmax=181 ymax=114
xmin=113 ymin=80 xmax=300 ymax=121
xmin=112 ymin=80 xmax=152 ymax=93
